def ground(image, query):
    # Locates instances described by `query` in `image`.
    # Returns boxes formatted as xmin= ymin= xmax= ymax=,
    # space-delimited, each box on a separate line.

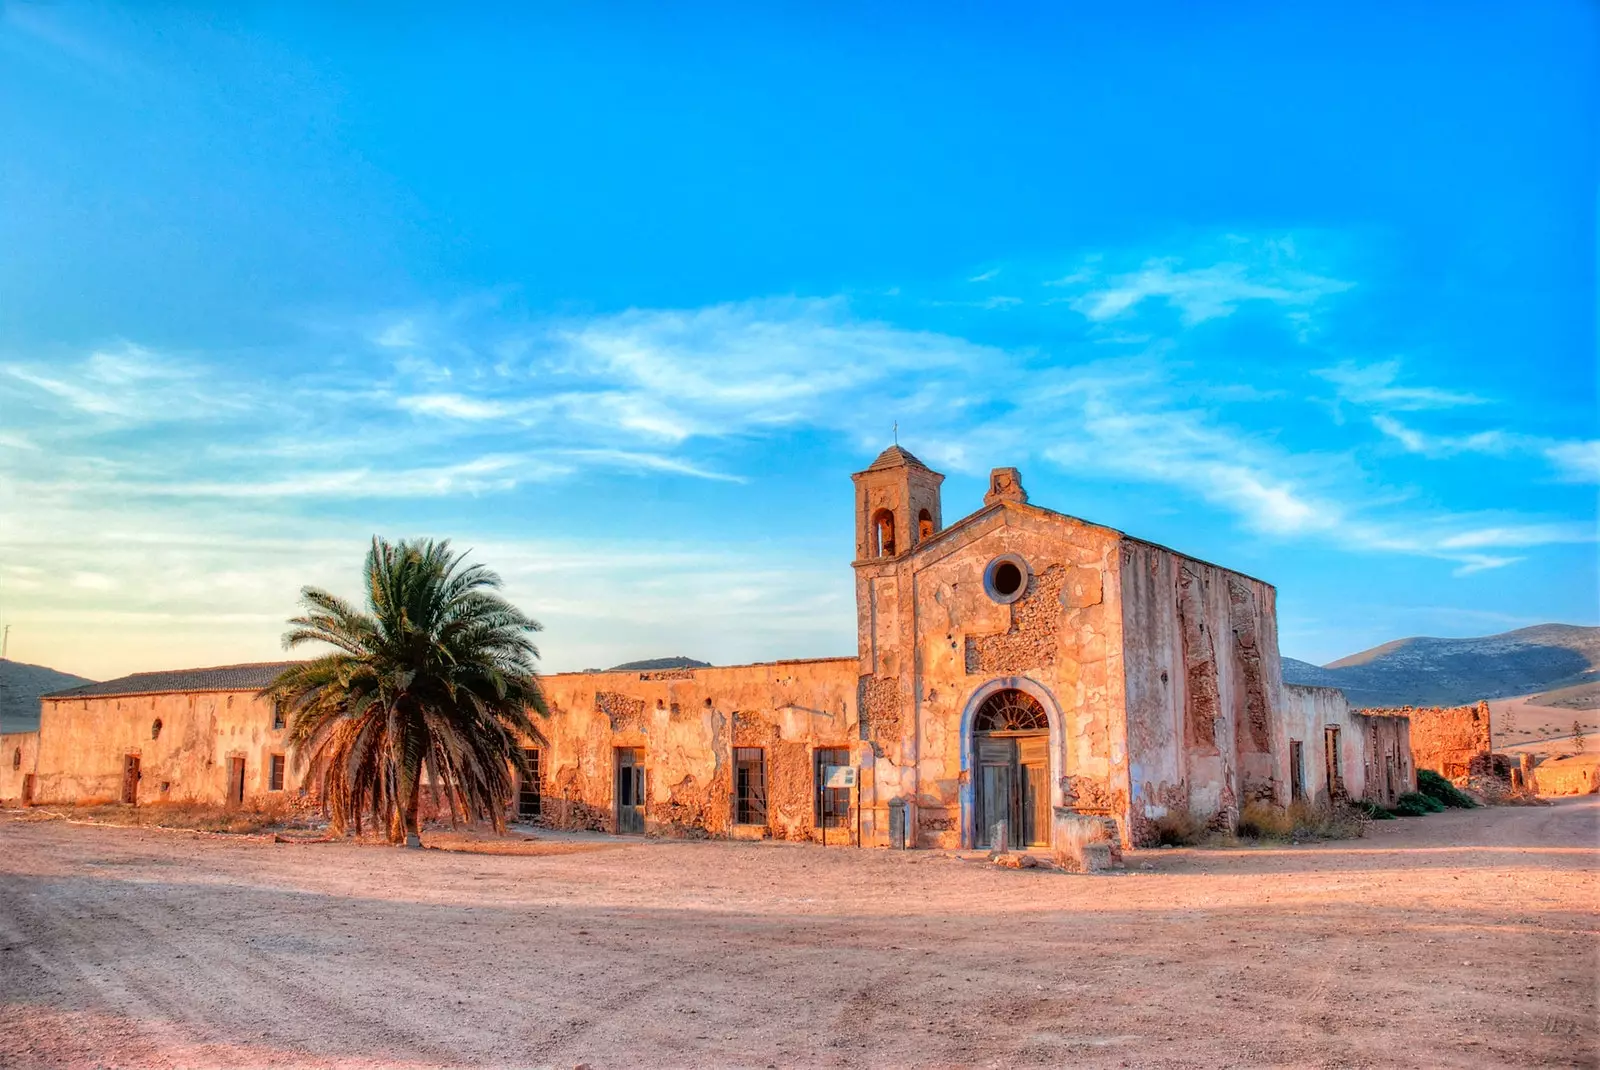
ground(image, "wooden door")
xmin=1017 ymin=735 xmax=1050 ymax=847
xmin=122 ymin=755 xmax=140 ymax=805
xmin=615 ymin=748 xmax=645 ymax=834
xmin=227 ymin=756 xmax=245 ymax=807
xmin=976 ymin=736 xmax=1013 ymax=849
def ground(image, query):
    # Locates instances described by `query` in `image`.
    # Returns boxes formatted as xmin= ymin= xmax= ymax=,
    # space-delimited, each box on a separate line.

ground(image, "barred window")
xmin=518 ymin=748 xmax=542 ymax=820
xmin=735 ymin=747 xmax=767 ymax=825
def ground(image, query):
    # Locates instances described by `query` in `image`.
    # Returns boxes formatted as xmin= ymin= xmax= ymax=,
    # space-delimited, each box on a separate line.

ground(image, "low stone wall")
xmin=1534 ymin=754 xmax=1600 ymax=796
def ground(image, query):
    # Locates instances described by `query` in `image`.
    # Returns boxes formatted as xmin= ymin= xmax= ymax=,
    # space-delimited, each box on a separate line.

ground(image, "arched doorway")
xmin=972 ymin=688 xmax=1051 ymax=849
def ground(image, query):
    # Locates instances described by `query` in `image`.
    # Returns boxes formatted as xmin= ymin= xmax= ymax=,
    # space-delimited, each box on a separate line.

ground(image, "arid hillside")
xmin=0 ymin=660 xmax=93 ymax=735
xmin=1283 ymin=624 xmax=1600 ymax=707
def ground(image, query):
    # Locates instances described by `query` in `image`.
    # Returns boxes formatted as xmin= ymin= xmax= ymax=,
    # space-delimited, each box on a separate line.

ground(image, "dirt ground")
xmin=1 ymin=800 xmax=1596 ymax=1070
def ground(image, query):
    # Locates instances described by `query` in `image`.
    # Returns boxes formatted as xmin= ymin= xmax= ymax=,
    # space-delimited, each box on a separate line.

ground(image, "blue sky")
xmin=0 ymin=1 xmax=1595 ymax=681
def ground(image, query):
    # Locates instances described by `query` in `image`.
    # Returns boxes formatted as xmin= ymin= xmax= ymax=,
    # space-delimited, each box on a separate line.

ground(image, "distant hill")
xmin=599 ymin=656 xmax=713 ymax=673
xmin=1282 ymin=624 xmax=1600 ymax=708
xmin=1 ymin=659 xmax=95 ymax=734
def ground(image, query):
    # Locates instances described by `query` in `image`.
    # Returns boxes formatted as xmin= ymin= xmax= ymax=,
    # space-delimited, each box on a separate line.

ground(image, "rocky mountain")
xmin=597 ymin=656 xmax=713 ymax=673
xmin=1282 ymin=624 xmax=1600 ymax=708
xmin=0 ymin=659 xmax=95 ymax=734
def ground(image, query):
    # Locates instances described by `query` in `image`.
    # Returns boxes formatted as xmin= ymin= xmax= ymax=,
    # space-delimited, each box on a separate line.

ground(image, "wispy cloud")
xmin=1 ymin=344 xmax=244 ymax=424
xmin=1372 ymin=412 xmax=1598 ymax=485
xmin=1057 ymin=243 xmax=1352 ymax=326
xmin=1317 ymin=360 xmax=1484 ymax=411
xmin=1546 ymin=440 xmax=1600 ymax=483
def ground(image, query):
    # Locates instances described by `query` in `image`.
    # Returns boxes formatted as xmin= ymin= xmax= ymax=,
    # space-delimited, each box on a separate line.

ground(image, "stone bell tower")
xmin=850 ymin=445 xmax=944 ymax=562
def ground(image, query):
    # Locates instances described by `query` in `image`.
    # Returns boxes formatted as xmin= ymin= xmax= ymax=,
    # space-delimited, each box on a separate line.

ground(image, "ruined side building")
xmin=3 ymin=448 xmax=1416 ymax=846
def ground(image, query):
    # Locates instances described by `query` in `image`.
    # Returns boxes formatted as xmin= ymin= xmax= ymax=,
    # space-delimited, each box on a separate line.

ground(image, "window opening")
xmin=1289 ymin=740 xmax=1305 ymax=802
xmin=151 ymin=718 xmax=163 ymax=740
xmin=973 ymin=689 xmax=1049 ymax=733
xmin=11 ymin=748 xmax=19 ymax=771
xmin=871 ymin=509 xmax=896 ymax=557
xmin=917 ymin=509 xmax=934 ymax=543
xmin=735 ymin=747 xmax=767 ymax=825
xmin=983 ymin=554 xmax=1030 ymax=604
xmin=272 ymin=701 xmax=286 ymax=731
xmin=268 ymin=754 xmax=286 ymax=792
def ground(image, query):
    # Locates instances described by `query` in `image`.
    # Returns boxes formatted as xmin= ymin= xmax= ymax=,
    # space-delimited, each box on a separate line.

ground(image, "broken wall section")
xmin=1364 ymin=701 xmax=1491 ymax=780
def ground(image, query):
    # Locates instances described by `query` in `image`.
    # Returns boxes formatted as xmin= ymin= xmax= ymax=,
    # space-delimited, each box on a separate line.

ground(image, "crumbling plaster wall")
xmin=1279 ymin=685 xmax=1414 ymax=805
xmin=0 ymin=730 xmax=38 ymax=801
xmin=533 ymin=658 xmax=860 ymax=839
xmin=857 ymin=504 xmax=1128 ymax=849
xmin=1119 ymin=540 xmax=1283 ymax=843
xmin=1366 ymin=701 xmax=1491 ymax=780
xmin=1352 ymin=712 xmax=1414 ymax=804
xmin=32 ymin=691 xmax=296 ymax=806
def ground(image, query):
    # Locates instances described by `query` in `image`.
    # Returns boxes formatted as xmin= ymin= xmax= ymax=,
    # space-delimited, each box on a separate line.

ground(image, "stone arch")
xmin=957 ymin=676 xmax=1065 ymax=849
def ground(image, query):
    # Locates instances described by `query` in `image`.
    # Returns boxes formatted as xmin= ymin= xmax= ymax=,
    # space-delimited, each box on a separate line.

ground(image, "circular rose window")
xmin=983 ymin=554 xmax=1030 ymax=604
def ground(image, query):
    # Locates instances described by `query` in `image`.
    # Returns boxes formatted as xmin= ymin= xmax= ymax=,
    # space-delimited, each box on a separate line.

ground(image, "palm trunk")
xmin=402 ymin=765 xmax=424 ymax=849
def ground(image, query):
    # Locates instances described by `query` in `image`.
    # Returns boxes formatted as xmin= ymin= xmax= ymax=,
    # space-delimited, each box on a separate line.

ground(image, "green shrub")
xmin=1390 ymin=792 xmax=1443 ymax=817
xmin=1417 ymin=769 xmax=1477 ymax=808
xmin=1352 ymin=799 xmax=1396 ymax=820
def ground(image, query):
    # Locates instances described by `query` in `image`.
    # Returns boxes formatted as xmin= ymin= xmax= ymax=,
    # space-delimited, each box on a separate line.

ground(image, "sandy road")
xmin=0 ymin=799 xmax=1595 ymax=1069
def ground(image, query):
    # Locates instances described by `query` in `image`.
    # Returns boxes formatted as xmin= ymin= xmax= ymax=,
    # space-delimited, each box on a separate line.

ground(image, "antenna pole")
xmin=1 ymin=625 xmax=8 ymax=660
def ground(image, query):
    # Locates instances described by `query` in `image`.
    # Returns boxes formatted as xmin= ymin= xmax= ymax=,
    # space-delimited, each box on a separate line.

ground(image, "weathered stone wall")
xmin=1364 ymin=701 xmax=1491 ymax=779
xmin=532 ymin=658 xmax=860 ymax=840
xmin=32 ymin=690 xmax=298 ymax=806
xmin=0 ymin=730 xmax=38 ymax=801
xmin=856 ymin=501 xmax=1128 ymax=849
xmin=1119 ymin=540 xmax=1283 ymax=843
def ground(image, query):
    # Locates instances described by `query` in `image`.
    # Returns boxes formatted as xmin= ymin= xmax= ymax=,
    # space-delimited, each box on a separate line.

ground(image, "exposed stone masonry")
xmin=963 ymin=564 xmax=1066 ymax=674
xmin=595 ymin=691 xmax=648 ymax=732
xmin=1227 ymin=578 xmax=1271 ymax=753
xmin=1177 ymin=567 xmax=1220 ymax=749
xmin=858 ymin=675 xmax=902 ymax=741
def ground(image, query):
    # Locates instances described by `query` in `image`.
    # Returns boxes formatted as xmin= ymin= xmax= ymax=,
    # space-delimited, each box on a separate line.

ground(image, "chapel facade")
xmin=527 ymin=446 xmax=1313 ymax=848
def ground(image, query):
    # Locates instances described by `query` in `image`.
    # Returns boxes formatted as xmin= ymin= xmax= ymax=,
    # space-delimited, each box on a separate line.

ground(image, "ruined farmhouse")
xmin=3 ymin=448 xmax=1419 ymax=847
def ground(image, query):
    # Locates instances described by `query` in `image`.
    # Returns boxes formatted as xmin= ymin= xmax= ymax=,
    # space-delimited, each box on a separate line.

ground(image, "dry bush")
xmin=1053 ymin=816 xmax=1113 ymax=872
xmin=1151 ymin=807 xmax=1208 ymax=846
xmin=51 ymin=798 xmax=321 ymax=835
xmin=1237 ymin=801 xmax=1365 ymax=841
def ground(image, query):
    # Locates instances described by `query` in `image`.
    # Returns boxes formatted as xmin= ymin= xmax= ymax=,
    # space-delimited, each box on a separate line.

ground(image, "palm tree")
xmin=263 ymin=537 xmax=548 ymax=847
